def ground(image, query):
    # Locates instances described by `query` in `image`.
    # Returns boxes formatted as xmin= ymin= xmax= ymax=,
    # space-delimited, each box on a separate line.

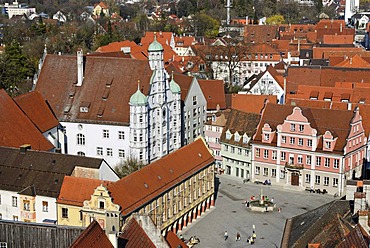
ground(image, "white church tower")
xmin=129 ymin=35 xmax=181 ymax=164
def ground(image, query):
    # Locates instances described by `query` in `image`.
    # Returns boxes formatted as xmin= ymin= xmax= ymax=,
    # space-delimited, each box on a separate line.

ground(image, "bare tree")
xmin=114 ymin=153 xmax=146 ymax=178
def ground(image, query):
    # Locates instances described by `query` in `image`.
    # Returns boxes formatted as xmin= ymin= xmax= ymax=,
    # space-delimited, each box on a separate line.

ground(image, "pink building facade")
xmin=252 ymin=104 xmax=366 ymax=196
xmin=204 ymin=111 xmax=229 ymax=168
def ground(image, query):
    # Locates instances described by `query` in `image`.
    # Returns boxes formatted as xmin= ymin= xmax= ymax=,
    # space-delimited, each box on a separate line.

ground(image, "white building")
xmin=3 ymin=1 xmax=36 ymax=19
xmin=240 ymin=65 xmax=285 ymax=104
xmin=129 ymin=38 xmax=182 ymax=162
xmin=34 ymin=39 xmax=207 ymax=167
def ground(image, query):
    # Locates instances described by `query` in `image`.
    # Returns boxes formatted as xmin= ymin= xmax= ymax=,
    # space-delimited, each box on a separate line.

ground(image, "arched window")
xmin=77 ymin=133 xmax=85 ymax=145
xmin=77 ymin=151 xmax=85 ymax=156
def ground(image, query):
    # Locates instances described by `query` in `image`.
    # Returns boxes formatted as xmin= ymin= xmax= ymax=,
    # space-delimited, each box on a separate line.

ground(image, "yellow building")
xmin=57 ymin=176 xmax=116 ymax=232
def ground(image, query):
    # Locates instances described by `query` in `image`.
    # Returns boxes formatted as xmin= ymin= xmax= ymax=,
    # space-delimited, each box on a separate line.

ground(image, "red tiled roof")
xmin=286 ymin=66 xmax=370 ymax=94
xmin=95 ymin=40 xmax=139 ymax=53
xmin=198 ymin=79 xmax=226 ymax=110
xmin=108 ymin=138 xmax=214 ymax=216
xmin=244 ymin=25 xmax=279 ymax=44
xmin=35 ymin=54 xmax=153 ymax=124
xmin=323 ymin=35 xmax=354 ymax=44
xmin=231 ymin=94 xmax=277 ymax=114
xmin=165 ymin=231 xmax=187 ymax=248
xmin=119 ymin=216 xmax=156 ymax=248
xmin=313 ymin=47 xmax=362 ymax=59
xmin=141 ymin=31 xmax=173 ymax=47
xmin=57 ymin=176 xmax=114 ymax=206
xmin=70 ymin=220 xmax=113 ymax=248
xmin=14 ymin=90 xmax=59 ymax=133
xmin=174 ymin=36 xmax=196 ymax=47
xmin=334 ymin=54 xmax=370 ymax=68
xmin=0 ymin=89 xmax=54 ymax=151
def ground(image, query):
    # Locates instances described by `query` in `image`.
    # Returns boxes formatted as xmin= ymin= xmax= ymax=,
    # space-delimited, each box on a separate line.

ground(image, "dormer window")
xmin=325 ymin=141 xmax=331 ymax=149
xmin=243 ymin=135 xmax=249 ymax=144
xmin=234 ymin=132 xmax=240 ymax=142
xmin=226 ymin=130 xmax=232 ymax=140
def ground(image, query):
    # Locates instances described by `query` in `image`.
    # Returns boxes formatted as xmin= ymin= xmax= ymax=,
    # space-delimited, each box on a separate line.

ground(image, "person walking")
xmin=224 ymin=231 xmax=228 ymax=241
xmin=236 ymin=232 xmax=240 ymax=241
xmin=252 ymin=230 xmax=257 ymax=241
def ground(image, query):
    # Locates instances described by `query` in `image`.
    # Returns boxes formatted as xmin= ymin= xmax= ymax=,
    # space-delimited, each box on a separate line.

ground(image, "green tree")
xmin=266 ymin=15 xmax=285 ymax=24
xmin=193 ymin=12 xmax=220 ymax=38
xmin=0 ymin=40 xmax=33 ymax=96
xmin=114 ymin=154 xmax=146 ymax=178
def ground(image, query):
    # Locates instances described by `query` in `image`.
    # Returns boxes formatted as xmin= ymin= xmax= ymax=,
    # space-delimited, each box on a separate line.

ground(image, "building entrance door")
xmin=291 ymin=172 xmax=299 ymax=186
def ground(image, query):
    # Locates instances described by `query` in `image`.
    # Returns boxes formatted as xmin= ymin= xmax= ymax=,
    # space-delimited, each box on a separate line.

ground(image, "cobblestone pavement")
xmin=180 ymin=174 xmax=335 ymax=248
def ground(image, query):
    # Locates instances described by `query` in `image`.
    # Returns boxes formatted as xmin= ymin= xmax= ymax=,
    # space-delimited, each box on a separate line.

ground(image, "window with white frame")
xmin=325 ymin=141 xmax=331 ymax=149
xmin=334 ymin=159 xmax=339 ymax=169
xmin=315 ymin=175 xmax=320 ymax=184
xmin=272 ymin=169 xmax=276 ymax=177
xmin=299 ymin=125 xmax=304 ymax=132
xmin=298 ymin=138 xmax=303 ymax=146
xmin=226 ymin=130 xmax=232 ymax=140
xmin=290 ymin=137 xmax=295 ymax=144
xmin=297 ymin=155 xmax=303 ymax=164
xmin=238 ymin=148 xmax=242 ymax=155
xmin=0 ymin=242 xmax=7 ymax=248
xmin=23 ymin=200 xmax=30 ymax=211
xmin=107 ymin=148 xmax=113 ymax=156
xmin=255 ymin=148 xmax=260 ymax=158
xmin=281 ymin=152 xmax=286 ymax=161
xmin=12 ymin=196 xmax=17 ymax=207
xmin=306 ymin=155 xmax=312 ymax=165
xmin=272 ymin=151 xmax=277 ymax=160
xmin=118 ymin=131 xmax=125 ymax=140
xmin=290 ymin=123 xmax=296 ymax=131
xmin=264 ymin=133 xmax=269 ymax=141
xmin=263 ymin=168 xmax=268 ymax=176
xmin=119 ymin=149 xmax=125 ymax=158
xmin=263 ymin=150 xmax=269 ymax=159
xmin=316 ymin=157 xmax=321 ymax=166
xmin=255 ymin=166 xmax=260 ymax=175
xmin=324 ymin=158 xmax=330 ymax=167
xmin=307 ymin=139 xmax=312 ymax=147
xmin=224 ymin=145 xmax=228 ymax=151
xmin=97 ymin=147 xmax=103 ymax=156
xmin=324 ymin=176 xmax=329 ymax=186
xmin=280 ymin=169 xmax=285 ymax=179
xmin=333 ymin=178 xmax=338 ymax=187
xmin=77 ymin=133 xmax=85 ymax=145
xmin=103 ymin=129 xmax=109 ymax=138
xmin=305 ymin=174 xmax=311 ymax=183
xmin=282 ymin=136 xmax=286 ymax=143
xmin=231 ymin=147 xmax=235 ymax=153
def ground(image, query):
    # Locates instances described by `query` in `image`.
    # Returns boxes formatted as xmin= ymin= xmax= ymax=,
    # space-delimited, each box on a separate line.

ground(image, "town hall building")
xmin=33 ymin=38 xmax=206 ymax=167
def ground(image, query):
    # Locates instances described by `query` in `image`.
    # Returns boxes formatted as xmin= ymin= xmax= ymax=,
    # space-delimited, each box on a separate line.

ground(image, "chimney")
xmin=20 ymin=144 xmax=31 ymax=153
xmin=77 ymin=49 xmax=84 ymax=87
